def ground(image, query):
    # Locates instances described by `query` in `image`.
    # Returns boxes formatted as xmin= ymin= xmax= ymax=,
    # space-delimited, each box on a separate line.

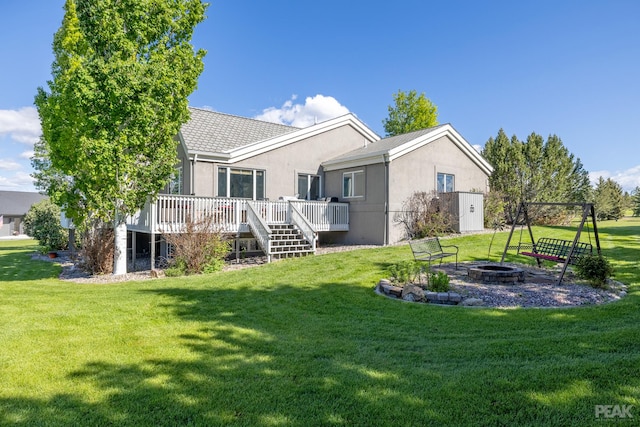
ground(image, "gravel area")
xmin=433 ymin=261 xmax=627 ymax=308
xmin=36 ymin=247 xmax=627 ymax=308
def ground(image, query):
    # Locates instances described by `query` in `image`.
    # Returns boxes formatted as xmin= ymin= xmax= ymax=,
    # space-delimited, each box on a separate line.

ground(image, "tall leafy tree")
xmin=382 ymin=89 xmax=438 ymax=136
xmin=592 ymin=177 xmax=624 ymax=221
xmin=35 ymin=0 xmax=207 ymax=274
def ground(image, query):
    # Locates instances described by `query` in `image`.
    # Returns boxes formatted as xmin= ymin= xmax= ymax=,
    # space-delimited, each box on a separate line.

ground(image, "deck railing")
xmin=127 ymin=195 xmax=349 ymax=234
xmin=289 ymin=202 xmax=317 ymax=251
xmin=246 ymin=202 xmax=272 ymax=261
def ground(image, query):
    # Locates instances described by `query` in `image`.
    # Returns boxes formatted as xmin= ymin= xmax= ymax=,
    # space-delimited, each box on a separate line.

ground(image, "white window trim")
xmin=437 ymin=172 xmax=455 ymax=193
xmin=218 ymin=167 xmax=266 ymax=200
xmin=343 ymin=170 xmax=365 ymax=199
xmin=297 ymin=173 xmax=322 ymax=200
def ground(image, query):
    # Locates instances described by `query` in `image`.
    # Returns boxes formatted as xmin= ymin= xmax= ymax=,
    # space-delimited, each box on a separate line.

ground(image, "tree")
xmin=34 ymin=0 xmax=207 ymax=275
xmin=23 ymin=199 xmax=69 ymax=252
xmin=382 ymin=89 xmax=438 ymax=136
xmin=592 ymin=177 xmax=624 ymax=221
xmin=482 ymin=130 xmax=523 ymax=221
xmin=483 ymin=130 xmax=590 ymax=224
xmin=631 ymin=187 xmax=640 ymax=216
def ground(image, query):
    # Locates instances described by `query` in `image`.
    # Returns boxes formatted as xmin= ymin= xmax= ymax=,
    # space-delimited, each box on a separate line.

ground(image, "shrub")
xmin=574 ymin=254 xmax=614 ymax=288
xmin=80 ymin=224 xmax=114 ymax=275
xmin=162 ymin=213 xmax=231 ymax=275
xmin=428 ymin=271 xmax=450 ymax=292
xmin=388 ymin=261 xmax=421 ymax=285
xmin=482 ymin=189 xmax=506 ymax=229
xmin=165 ymin=258 xmax=187 ymax=277
xmin=23 ymin=199 xmax=68 ymax=252
xmin=394 ymin=191 xmax=454 ymax=239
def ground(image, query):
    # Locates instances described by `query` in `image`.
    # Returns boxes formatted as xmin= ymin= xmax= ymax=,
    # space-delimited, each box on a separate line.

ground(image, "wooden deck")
xmin=126 ymin=195 xmax=349 ymax=235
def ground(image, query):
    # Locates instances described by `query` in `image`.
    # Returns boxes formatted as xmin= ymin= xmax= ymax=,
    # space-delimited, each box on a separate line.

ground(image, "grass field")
xmin=1 ymin=218 xmax=639 ymax=426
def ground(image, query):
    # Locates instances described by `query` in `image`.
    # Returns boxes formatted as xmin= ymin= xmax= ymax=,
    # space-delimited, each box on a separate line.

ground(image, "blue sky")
xmin=1 ymin=1 xmax=639 ymax=192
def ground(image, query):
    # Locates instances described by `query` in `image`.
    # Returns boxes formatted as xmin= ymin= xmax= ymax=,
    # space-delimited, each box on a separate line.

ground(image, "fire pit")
xmin=468 ymin=264 xmax=525 ymax=284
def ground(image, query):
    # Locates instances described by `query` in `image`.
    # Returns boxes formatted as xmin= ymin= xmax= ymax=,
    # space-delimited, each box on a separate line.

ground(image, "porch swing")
xmin=500 ymin=202 xmax=602 ymax=284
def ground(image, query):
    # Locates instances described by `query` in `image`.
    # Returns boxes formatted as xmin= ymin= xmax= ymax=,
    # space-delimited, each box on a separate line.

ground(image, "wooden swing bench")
xmin=520 ymin=237 xmax=592 ymax=264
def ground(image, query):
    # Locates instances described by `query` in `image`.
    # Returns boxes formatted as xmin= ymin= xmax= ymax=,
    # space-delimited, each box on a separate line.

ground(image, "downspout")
xmin=384 ymin=155 xmax=390 ymax=246
xmin=190 ymin=153 xmax=198 ymax=195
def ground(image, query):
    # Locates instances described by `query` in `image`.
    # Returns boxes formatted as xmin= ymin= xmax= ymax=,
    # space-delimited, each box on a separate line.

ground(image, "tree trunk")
xmin=113 ymin=218 xmax=127 ymax=275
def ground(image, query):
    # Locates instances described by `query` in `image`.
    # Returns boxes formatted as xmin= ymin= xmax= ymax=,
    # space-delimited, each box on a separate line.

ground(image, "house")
xmin=126 ymin=107 xmax=492 ymax=264
xmin=0 ymin=191 xmax=48 ymax=237
xmin=322 ymin=124 xmax=493 ymax=244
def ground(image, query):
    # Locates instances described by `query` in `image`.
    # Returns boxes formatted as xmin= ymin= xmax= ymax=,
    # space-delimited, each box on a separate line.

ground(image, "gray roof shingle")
xmin=0 ymin=191 xmax=47 ymax=216
xmin=181 ymin=107 xmax=300 ymax=154
xmin=326 ymin=124 xmax=449 ymax=162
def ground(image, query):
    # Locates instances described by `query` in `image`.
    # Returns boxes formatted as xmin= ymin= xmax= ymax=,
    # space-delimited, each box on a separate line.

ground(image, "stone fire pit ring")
xmin=468 ymin=264 xmax=525 ymax=284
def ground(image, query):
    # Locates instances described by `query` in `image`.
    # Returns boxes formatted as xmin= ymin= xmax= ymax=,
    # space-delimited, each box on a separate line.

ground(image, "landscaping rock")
xmin=424 ymin=291 xmax=438 ymax=302
xmin=378 ymin=280 xmax=403 ymax=297
xmin=448 ymin=292 xmax=462 ymax=303
xmin=437 ymin=292 xmax=450 ymax=302
xmin=402 ymin=283 xmax=425 ymax=302
xmin=150 ymin=269 xmax=165 ymax=278
xmin=461 ymin=297 xmax=485 ymax=306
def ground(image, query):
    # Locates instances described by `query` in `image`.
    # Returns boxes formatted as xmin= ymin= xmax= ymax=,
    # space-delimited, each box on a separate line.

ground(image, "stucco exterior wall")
xmin=324 ymin=134 xmax=490 ymax=245
xmin=386 ymin=135 xmax=489 ymax=243
xmin=191 ymin=125 xmax=374 ymax=200
xmin=324 ymin=163 xmax=387 ymax=245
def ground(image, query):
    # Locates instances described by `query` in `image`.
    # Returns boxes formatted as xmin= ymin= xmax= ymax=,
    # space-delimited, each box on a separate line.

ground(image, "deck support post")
xmin=150 ymin=231 xmax=156 ymax=270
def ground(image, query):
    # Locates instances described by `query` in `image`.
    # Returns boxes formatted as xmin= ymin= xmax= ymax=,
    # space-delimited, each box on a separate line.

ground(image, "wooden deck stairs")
xmin=267 ymin=223 xmax=315 ymax=260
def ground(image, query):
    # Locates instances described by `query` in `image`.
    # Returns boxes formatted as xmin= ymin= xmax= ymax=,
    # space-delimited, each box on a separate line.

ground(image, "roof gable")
xmin=322 ymin=124 xmax=493 ymax=175
xmin=180 ymin=107 xmax=300 ymax=154
xmin=180 ymin=108 xmax=380 ymax=163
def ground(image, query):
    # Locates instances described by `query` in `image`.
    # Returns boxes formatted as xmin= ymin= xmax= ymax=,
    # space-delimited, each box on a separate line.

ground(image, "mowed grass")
xmin=1 ymin=218 xmax=639 ymax=426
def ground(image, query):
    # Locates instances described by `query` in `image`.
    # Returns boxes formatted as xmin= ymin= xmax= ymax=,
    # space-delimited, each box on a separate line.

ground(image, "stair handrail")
xmin=246 ymin=202 xmax=272 ymax=262
xmin=289 ymin=202 xmax=317 ymax=254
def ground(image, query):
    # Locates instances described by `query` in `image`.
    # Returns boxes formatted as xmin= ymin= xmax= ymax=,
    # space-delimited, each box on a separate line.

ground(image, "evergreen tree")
xmin=631 ymin=186 xmax=640 ymax=216
xmin=482 ymin=130 xmax=590 ymax=224
xmin=592 ymin=177 xmax=624 ymax=221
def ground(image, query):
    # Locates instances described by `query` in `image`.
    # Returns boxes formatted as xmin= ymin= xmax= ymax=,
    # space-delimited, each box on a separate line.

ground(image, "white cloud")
xmin=20 ymin=150 xmax=34 ymax=159
xmin=472 ymin=144 xmax=482 ymax=153
xmin=0 ymin=171 xmax=35 ymax=191
xmin=0 ymin=159 xmax=21 ymax=171
xmin=0 ymin=107 xmax=41 ymax=145
xmin=589 ymin=165 xmax=640 ymax=193
xmin=255 ymin=94 xmax=350 ymax=127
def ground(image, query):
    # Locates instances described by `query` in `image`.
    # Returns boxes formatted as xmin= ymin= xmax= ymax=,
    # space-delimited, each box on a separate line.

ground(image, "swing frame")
xmin=501 ymin=202 xmax=602 ymax=284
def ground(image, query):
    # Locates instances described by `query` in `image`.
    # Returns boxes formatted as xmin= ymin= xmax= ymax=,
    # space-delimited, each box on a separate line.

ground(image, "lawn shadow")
xmin=2 ymin=232 xmax=640 ymax=425
xmin=0 ymin=282 xmax=449 ymax=425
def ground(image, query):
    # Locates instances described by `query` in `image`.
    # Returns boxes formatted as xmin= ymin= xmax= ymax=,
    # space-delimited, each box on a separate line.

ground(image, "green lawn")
xmin=1 ymin=218 xmax=639 ymax=426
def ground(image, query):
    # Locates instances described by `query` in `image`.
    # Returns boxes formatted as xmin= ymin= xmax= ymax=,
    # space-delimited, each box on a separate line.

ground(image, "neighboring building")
xmin=125 ymin=107 xmax=493 ymax=264
xmin=0 ymin=191 xmax=48 ymax=237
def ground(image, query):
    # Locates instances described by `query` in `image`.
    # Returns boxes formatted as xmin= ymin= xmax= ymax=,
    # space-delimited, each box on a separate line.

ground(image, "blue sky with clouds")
xmin=1 ymin=0 xmax=639 ymax=192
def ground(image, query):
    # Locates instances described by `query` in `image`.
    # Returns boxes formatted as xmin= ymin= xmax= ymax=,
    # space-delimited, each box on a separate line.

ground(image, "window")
xmin=168 ymin=166 xmax=183 ymax=195
xmin=343 ymin=170 xmax=365 ymax=198
xmin=218 ymin=167 xmax=265 ymax=199
xmin=297 ymin=174 xmax=321 ymax=200
xmin=437 ymin=173 xmax=455 ymax=193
